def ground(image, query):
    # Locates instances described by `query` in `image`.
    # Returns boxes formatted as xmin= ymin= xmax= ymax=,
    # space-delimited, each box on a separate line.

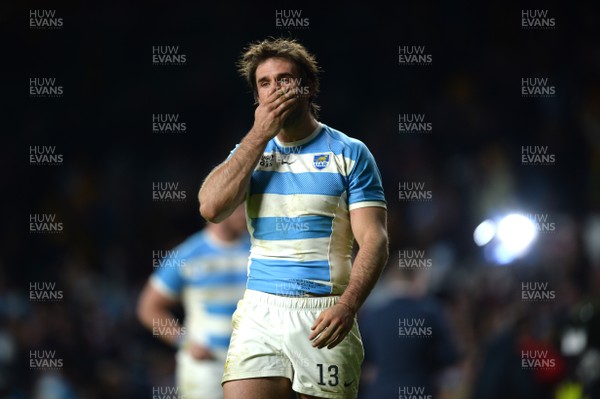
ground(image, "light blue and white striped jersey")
xmin=240 ymin=122 xmax=386 ymax=296
xmin=151 ymin=230 xmax=250 ymax=355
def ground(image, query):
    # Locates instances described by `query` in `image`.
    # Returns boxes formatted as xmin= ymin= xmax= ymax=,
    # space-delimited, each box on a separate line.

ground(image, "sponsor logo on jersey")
xmin=313 ymin=154 xmax=330 ymax=170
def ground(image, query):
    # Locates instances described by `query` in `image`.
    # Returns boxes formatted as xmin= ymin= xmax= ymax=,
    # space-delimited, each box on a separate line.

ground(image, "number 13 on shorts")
xmin=316 ymin=362 xmax=360 ymax=391
xmin=317 ymin=363 xmax=339 ymax=386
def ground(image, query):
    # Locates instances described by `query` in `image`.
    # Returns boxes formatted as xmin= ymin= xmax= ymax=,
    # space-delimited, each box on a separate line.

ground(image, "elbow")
xmin=377 ymin=232 xmax=390 ymax=262
xmin=383 ymin=244 xmax=390 ymax=265
xmin=360 ymin=230 xmax=388 ymax=265
xmin=198 ymin=188 xmax=224 ymax=223
xmin=198 ymin=189 xmax=216 ymax=222
xmin=136 ymin=294 xmax=149 ymax=326
xmin=199 ymin=201 xmax=223 ymax=223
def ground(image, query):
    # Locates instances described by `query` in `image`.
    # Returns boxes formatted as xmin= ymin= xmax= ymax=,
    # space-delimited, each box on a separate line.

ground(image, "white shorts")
xmin=222 ymin=290 xmax=364 ymax=398
xmin=176 ymin=350 xmax=226 ymax=399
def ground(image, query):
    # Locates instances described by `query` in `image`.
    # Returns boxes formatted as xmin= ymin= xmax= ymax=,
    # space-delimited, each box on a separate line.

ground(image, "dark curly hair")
xmin=237 ymin=37 xmax=321 ymax=117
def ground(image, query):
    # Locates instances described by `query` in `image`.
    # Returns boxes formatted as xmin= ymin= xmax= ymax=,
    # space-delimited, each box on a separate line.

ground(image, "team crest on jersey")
xmin=313 ymin=154 xmax=330 ymax=170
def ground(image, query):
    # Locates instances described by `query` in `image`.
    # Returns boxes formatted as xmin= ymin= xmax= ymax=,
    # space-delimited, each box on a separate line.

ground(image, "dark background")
xmin=3 ymin=1 xmax=599 ymax=398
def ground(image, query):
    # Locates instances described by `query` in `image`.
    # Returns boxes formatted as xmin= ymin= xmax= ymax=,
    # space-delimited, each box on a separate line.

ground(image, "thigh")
xmin=286 ymin=314 xmax=364 ymax=399
xmin=223 ymin=377 xmax=292 ymax=399
xmin=176 ymin=354 xmax=224 ymax=399
xmin=222 ymin=296 xmax=293 ymax=383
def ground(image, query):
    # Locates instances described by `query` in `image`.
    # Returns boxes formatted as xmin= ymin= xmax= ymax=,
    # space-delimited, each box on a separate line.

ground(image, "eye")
xmin=260 ymin=81 xmax=270 ymax=88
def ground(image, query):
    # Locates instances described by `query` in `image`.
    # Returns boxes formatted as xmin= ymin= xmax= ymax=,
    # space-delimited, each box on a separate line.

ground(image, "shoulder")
xmin=172 ymin=230 xmax=212 ymax=258
xmin=320 ymin=124 xmax=369 ymax=155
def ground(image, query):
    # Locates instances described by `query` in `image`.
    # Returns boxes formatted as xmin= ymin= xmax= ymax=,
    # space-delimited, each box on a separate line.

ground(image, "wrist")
xmin=247 ymin=127 xmax=273 ymax=146
xmin=336 ymin=301 xmax=356 ymax=314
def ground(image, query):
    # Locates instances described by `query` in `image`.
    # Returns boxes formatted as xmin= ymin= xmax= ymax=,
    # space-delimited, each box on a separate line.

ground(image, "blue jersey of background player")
xmin=137 ymin=205 xmax=249 ymax=399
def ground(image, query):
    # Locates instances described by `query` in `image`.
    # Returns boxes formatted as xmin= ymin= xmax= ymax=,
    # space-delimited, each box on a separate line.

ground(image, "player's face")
xmin=255 ymin=57 xmax=310 ymax=113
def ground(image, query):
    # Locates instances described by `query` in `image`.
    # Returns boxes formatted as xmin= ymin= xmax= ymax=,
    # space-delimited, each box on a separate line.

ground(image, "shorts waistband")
xmin=243 ymin=289 xmax=340 ymax=309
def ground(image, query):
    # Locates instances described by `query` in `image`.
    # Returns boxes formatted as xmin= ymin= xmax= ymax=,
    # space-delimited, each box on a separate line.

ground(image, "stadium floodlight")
xmin=474 ymin=212 xmax=538 ymax=265
xmin=473 ymin=219 xmax=496 ymax=247
xmin=497 ymin=213 xmax=537 ymax=254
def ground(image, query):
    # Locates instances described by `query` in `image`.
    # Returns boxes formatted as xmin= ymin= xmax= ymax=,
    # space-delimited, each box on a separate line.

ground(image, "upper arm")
xmin=346 ymin=139 xmax=387 ymax=247
xmin=347 ymin=141 xmax=386 ymax=210
xmin=141 ymin=248 xmax=186 ymax=307
xmin=138 ymin=281 xmax=179 ymax=312
xmin=349 ymin=206 xmax=388 ymax=248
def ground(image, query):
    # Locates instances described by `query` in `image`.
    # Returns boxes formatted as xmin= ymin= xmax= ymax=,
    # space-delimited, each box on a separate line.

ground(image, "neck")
xmin=277 ymin=112 xmax=318 ymax=143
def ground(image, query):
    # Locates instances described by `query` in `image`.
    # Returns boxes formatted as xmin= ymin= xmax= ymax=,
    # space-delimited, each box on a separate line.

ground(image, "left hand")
xmin=309 ymin=303 xmax=355 ymax=349
xmin=188 ymin=342 xmax=216 ymax=360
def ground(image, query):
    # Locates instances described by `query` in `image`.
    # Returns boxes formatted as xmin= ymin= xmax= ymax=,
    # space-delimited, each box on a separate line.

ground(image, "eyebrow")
xmin=256 ymin=72 xmax=296 ymax=83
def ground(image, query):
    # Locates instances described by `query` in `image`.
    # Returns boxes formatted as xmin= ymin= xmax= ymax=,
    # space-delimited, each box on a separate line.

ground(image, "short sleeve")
xmin=347 ymin=141 xmax=386 ymax=210
xmin=150 ymin=253 xmax=186 ymax=300
xmin=226 ymin=144 xmax=240 ymax=160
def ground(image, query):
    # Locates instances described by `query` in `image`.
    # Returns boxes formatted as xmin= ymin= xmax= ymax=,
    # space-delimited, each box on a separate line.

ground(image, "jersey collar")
xmin=274 ymin=122 xmax=323 ymax=148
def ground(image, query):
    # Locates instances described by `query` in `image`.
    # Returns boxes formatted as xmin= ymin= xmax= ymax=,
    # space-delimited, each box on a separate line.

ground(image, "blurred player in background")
xmin=198 ymin=38 xmax=388 ymax=398
xmin=360 ymin=256 xmax=460 ymax=398
xmin=137 ymin=205 xmax=249 ymax=399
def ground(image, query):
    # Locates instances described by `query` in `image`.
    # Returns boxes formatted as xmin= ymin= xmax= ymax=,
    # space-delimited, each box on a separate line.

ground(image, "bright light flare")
xmin=474 ymin=219 xmax=496 ymax=247
xmin=497 ymin=213 xmax=538 ymax=255
xmin=474 ymin=212 xmax=538 ymax=265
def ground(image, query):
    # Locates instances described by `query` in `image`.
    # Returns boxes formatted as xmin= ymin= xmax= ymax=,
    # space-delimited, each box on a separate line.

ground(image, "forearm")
xmin=339 ymin=235 xmax=389 ymax=313
xmin=198 ymin=129 xmax=268 ymax=222
xmin=138 ymin=306 xmax=182 ymax=347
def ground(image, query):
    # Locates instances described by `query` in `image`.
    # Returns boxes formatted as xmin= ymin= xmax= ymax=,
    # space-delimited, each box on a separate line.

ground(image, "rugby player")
xmin=198 ymin=38 xmax=388 ymax=399
xmin=137 ymin=205 xmax=249 ymax=399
